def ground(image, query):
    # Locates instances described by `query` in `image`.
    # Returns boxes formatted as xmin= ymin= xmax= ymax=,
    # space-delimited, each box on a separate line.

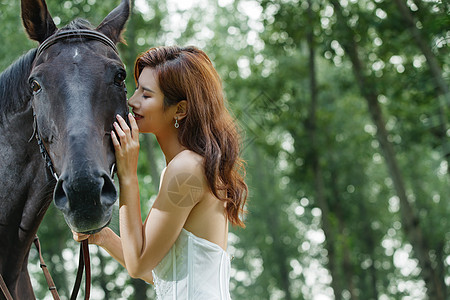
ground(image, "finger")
xmin=111 ymin=131 xmax=121 ymax=150
xmin=113 ymin=122 xmax=127 ymax=144
xmin=116 ymin=114 xmax=131 ymax=136
xmin=128 ymin=113 xmax=139 ymax=141
xmin=73 ymin=232 xmax=89 ymax=242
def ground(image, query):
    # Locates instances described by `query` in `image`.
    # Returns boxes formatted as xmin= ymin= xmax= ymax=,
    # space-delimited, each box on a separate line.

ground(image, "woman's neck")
xmin=156 ymin=134 xmax=186 ymax=165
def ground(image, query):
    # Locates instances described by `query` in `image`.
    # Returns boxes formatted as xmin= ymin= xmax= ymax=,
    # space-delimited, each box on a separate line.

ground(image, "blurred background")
xmin=0 ymin=0 xmax=449 ymax=299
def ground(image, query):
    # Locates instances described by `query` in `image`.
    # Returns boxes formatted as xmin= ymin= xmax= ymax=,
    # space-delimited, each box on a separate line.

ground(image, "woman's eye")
xmin=30 ymin=80 xmax=42 ymax=93
xmin=114 ymin=72 xmax=126 ymax=86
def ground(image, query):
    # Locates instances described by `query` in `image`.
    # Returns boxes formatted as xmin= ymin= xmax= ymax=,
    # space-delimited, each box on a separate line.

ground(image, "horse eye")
xmin=30 ymin=80 xmax=42 ymax=93
xmin=114 ymin=72 xmax=126 ymax=86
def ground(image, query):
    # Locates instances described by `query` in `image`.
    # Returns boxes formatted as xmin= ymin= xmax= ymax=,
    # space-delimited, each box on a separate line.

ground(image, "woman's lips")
xmin=133 ymin=112 xmax=143 ymax=120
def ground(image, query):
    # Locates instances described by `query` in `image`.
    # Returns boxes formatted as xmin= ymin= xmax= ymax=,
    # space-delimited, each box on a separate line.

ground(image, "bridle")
xmin=33 ymin=28 xmax=120 ymax=181
xmin=0 ymin=236 xmax=90 ymax=300
xmin=0 ymin=29 xmax=119 ymax=300
xmin=36 ymin=29 xmax=118 ymax=58
xmin=32 ymin=28 xmax=119 ymax=181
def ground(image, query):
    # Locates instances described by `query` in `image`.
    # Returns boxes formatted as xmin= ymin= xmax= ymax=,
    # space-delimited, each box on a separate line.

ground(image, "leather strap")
xmin=0 ymin=274 xmax=13 ymax=300
xmin=70 ymin=243 xmax=83 ymax=300
xmin=36 ymin=29 xmax=118 ymax=59
xmin=0 ymin=236 xmax=90 ymax=300
xmin=83 ymin=240 xmax=91 ymax=300
xmin=33 ymin=236 xmax=61 ymax=300
xmin=70 ymin=240 xmax=90 ymax=300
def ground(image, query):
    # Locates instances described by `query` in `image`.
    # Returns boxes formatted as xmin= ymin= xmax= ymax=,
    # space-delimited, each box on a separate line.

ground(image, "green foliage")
xmin=1 ymin=0 xmax=448 ymax=299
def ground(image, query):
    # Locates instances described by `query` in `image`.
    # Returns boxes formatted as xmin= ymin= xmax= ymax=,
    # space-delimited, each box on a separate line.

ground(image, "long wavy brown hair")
xmin=134 ymin=46 xmax=248 ymax=227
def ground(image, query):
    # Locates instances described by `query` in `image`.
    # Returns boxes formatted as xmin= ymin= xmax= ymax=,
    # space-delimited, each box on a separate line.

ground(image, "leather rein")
xmin=0 ymin=29 xmax=118 ymax=300
xmin=0 ymin=237 xmax=90 ymax=300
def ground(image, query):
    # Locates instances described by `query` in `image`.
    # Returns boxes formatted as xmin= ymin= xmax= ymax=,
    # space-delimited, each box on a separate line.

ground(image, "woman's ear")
xmin=175 ymin=100 xmax=188 ymax=121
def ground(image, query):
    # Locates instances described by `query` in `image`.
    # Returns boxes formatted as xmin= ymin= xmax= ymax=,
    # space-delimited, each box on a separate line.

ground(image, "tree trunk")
xmin=328 ymin=1 xmax=445 ymax=299
xmin=392 ymin=0 xmax=450 ymax=176
xmin=254 ymin=149 xmax=293 ymax=300
xmin=329 ymin=168 xmax=359 ymax=299
xmin=355 ymin=196 xmax=378 ymax=300
xmin=268 ymin=212 xmax=292 ymax=300
xmin=304 ymin=2 xmax=342 ymax=299
xmin=435 ymin=241 xmax=446 ymax=300
xmin=392 ymin=0 xmax=449 ymax=99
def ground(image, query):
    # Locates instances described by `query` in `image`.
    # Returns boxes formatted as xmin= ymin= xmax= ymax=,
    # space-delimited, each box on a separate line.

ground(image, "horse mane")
xmin=0 ymin=48 xmax=36 ymax=123
xmin=0 ymin=19 xmax=96 ymax=123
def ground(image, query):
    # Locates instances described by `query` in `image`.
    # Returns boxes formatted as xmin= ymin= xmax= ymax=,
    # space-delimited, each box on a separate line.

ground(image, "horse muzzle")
xmin=53 ymin=169 xmax=117 ymax=233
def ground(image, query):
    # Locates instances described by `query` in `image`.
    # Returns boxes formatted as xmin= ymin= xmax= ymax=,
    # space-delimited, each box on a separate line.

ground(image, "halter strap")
xmin=32 ymin=112 xmax=59 ymax=181
xmin=36 ymin=29 xmax=118 ymax=58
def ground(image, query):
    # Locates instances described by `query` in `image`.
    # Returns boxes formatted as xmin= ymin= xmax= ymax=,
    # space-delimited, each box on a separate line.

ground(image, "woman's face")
xmin=128 ymin=67 xmax=174 ymax=134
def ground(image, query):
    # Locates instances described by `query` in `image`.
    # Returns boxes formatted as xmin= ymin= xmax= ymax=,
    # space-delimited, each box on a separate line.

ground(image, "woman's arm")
xmin=118 ymin=157 xmax=205 ymax=278
xmin=96 ymin=228 xmax=126 ymax=267
xmin=73 ymin=223 xmax=154 ymax=283
xmin=72 ymin=112 xmax=154 ymax=283
xmin=99 ymin=228 xmax=154 ymax=283
xmin=111 ymin=114 xmax=206 ymax=279
xmin=111 ymin=114 xmax=146 ymax=278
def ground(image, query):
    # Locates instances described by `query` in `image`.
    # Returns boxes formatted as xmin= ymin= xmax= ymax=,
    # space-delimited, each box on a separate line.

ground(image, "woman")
xmin=73 ymin=46 xmax=247 ymax=299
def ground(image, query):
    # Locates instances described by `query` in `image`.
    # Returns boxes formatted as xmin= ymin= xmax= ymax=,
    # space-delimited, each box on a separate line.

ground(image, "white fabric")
xmin=152 ymin=228 xmax=232 ymax=300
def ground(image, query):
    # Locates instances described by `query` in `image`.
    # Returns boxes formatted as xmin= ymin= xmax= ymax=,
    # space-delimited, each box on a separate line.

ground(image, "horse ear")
xmin=96 ymin=0 xmax=130 ymax=44
xmin=21 ymin=0 xmax=57 ymax=43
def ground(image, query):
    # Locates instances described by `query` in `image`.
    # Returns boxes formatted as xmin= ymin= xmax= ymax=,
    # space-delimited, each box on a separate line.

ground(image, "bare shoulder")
xmin=161 ymin=150 xmax=207 ymax=207
xmin=167 ymin=150 xmax=204 ymax=174
xmin=167 ymin=150 xmax=203 ymax=170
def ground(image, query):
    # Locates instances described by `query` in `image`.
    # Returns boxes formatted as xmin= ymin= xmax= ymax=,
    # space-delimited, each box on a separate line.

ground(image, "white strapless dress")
xmin=152 ymin=228 xmax=232 ymax=300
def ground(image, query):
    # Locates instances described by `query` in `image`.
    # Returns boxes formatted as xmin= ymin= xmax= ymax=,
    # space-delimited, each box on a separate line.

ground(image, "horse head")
xmin=22 ymin=0 xmax=130 ymax=234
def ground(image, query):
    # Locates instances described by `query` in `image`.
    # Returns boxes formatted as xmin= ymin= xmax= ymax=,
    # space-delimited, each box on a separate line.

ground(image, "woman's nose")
xmin=127 ymin=92 xmax=138 ymax=108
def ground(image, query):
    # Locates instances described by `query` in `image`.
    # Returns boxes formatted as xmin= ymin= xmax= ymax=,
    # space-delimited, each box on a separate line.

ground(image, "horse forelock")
xmin=0 ymin=49 xmax=36 ymax=124
xmin=59 ymin=18 xmax=94 ymax=32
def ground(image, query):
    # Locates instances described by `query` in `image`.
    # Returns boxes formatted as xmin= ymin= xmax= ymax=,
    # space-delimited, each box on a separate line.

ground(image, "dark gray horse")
xmin=0 ymin=0 xmax=130 ymax=298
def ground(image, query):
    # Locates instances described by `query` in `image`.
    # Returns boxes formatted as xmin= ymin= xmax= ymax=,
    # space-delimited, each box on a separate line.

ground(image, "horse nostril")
xmin=53 ymin=178 xmax=69 ymax=212
xmin=101 ymin=174 xmax=117 ymax=206
xmin=51 ymin=172 xmax=117 ymax=233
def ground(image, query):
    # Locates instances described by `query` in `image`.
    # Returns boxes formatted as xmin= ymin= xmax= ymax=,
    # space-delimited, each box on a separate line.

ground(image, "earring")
xmin=174 ymin=117 xmax=179 ymax=129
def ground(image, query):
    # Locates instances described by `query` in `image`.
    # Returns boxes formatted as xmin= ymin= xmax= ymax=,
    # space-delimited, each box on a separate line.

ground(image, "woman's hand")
xmin=72 ymin=229 xmax=106 ymax=246
xmin=111 ymin=113 xmax=140 ymax=182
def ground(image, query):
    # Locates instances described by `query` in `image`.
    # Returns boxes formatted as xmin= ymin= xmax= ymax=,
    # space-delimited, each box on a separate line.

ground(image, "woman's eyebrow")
xmin=138 ymin=81 xmax=156 ymax=93
xmin=142 ymin=86 xmax=156 ymax=93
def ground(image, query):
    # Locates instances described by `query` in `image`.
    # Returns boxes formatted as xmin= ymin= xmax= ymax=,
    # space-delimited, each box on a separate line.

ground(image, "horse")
xmin=0 ymin=0 xmax=130 ymax=298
